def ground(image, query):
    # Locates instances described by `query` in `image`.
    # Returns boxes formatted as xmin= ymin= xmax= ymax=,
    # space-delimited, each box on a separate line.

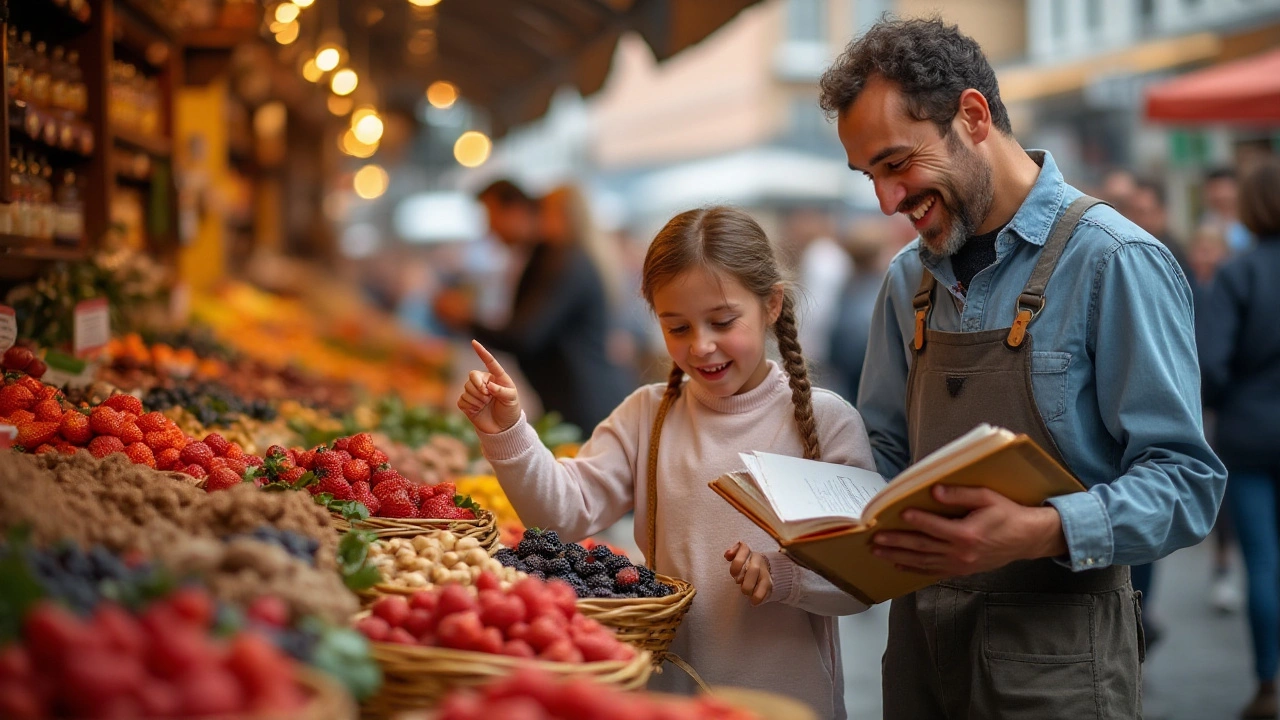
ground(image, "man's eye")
xmin=887 ymin=159 xmax=906 ymax=172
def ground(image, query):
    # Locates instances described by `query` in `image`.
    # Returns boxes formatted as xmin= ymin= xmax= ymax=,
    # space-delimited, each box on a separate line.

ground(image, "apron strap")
xmin=1006 ymin=195 xmax=1107 ymax=348
xmin=911 ymin=270 xmax=936 ymax=351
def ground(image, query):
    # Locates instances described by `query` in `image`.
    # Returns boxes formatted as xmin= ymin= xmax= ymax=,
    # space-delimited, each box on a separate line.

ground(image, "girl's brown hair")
xmin=1240 ymin=157 xmax=1280 ymax=239
xmin=640 ymin=206 xmax=820 ymax=460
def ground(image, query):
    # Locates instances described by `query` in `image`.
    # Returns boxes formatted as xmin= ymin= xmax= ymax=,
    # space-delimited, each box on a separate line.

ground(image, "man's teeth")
xmin=700 ymin=363 xmax=729 ymax=373
xmin=909 ymin=197 xmax=935 ymax=221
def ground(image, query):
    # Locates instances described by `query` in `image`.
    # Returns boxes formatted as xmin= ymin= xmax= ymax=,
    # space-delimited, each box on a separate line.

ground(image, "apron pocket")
xmin=1030 ymin=351 xmax=1071 ymax=423
xmin=982 ymin=594 xmax=1099 ymax=719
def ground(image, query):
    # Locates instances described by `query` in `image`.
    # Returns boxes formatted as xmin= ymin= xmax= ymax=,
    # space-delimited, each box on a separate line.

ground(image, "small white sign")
xmin=0 ymin=306 xmax=15 ymax=353
xmin=73 ymin=298 xmax=111 ymax=357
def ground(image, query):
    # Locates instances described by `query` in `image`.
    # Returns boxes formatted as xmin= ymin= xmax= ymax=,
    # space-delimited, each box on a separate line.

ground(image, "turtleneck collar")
xmin=686 ymin=360 xmax=788 ymax=414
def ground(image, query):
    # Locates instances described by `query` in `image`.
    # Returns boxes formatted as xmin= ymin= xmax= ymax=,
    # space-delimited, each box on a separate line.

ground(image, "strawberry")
xmin=295 ymin=449 xmax=317 ymax=470
xmin=371 ymin=596 xmax=411 ymax=628
xmin=351 ymin=481 xmax=380 ymax=515
xmin=201 ymin=433 xmax=230 ymax=457
xmin=404 ymin=608 xmax=436 ymax=638
xmin=58 ymin=412 xmax=92 ymax=445
xmin=438 ymin=584 xmax=478 ymax=616
xmin=436 ymin=611 xmax=485 ymax=652
xmin=2 ymin=346 xmax=34 ymax=371
xmin=265 ymin=444 xmax=289 ymax=461
xmin=118 ymin=422 xmax=144 ymax=445
xmin=378 ymin=490 xmax=417 ymax=518
xmin=355 ymin=616 xmax=391 ymax=642
xmin=418 ymin=493 xmax=456 ymax=519
xmin=205 ymin=468 xmax=242 ymax=491
xmin=32 ymin=444 xmax=55 ymax=455
xmin=369 ymin=449 xmax=389 ymax=467
xmin=15 ymin=376 xmax=43 ymax=396
xmin=434 ymin=481 xmax=457 ymax=498
xmin=385 ymin=627 xmax=417 ymax=645
xmin=315 ymin=473 xmax=353 ymax=500
xmin=224 ymin=442 xmax=244 ymax=458
xmin=35 ymin=385 xmax=60 ymax=402
xmin=16 ymin=421 xmax=59 ymax=449
xmin=23 ymin=359 xmax=47 ymax=380
xmin=183 ymin=464 xmax=208 ymax=480
xmin=168 ymin=587 xmax=214 ymax=628
xmin=331 ymin=437 xmax=350 ymax=453
xmin=479 ymin=592 xmax=526 ymax=631
xmin=524 ymin=615 xmax=565 ymax=653
xmin=101 ymin=393 xmax=143 ymax=416
xmin=245 ymin=596 xmax=289 ymax=628
xmin=125 ymin=443 xmax=156 ymax=468
xmin=446 ymin=506 xmax=477 ymax=520
xmin=137 ymin=411 xmax=168 ymax=432
xmin=279 ymin=467 xmax=308 ymax=486
xmin=539 ymin=638 xmax=583 ymax=664
xmin=87 ymin=435 xmax=125 ymax=459
xmin=224 ymin=633 xmax=288 ymax=699
xmin=179 ymin=441 xmax=215 ymax=470
xmin=342 ymin=458 xmax=371 ymax=483
xmin=224 ymin=456 xmax=249 ymax=477
xmin=244 ymin=454 xmax=263 ymax=468
xmin=31 ymin=399 xmax=62 ymax=422
xmin=372 ymin=474 xmax=413 ymax=501
xmin=346 ymin=433 xmax=377 ymax=462
xmin=371 ymin=468 xmax=405 ymax=488
xmin=155 ymin=448 xmax=182 ymax=471
xmin=175 ymin=668 xmax=244 ymax=717
xmin=88 ymin=406 xmax=123 ymax=437
xmin=0 ymin=384 xmax=35 ymax=416
xmin=501 ymin=639 xmax=537 ymax=658
xmin=573 ymin=631 xmax=625 ymax=662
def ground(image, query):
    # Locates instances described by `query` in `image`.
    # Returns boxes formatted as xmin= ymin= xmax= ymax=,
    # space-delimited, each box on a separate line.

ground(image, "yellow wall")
xmin=175 ymin=80 xmax=229 ymax=293
xmin=898 ymin=0 xmax=1028 ymax=65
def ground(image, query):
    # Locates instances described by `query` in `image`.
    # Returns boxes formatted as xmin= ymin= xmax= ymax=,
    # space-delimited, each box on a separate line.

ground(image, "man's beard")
xmin=915 ymin=133 xmax=994 ymax=257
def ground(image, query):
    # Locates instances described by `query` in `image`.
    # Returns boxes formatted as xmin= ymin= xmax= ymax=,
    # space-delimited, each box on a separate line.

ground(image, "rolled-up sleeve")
xmin=1047 ymin=240 xmax=1227 ymax=570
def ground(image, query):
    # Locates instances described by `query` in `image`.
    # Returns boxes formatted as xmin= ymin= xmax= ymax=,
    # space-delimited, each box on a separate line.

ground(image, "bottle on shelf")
xmin=16 ymin=32 xmax=35 ymax=105
xmin=67 ymin=51 xmax=87 ymax=118
xmin=40 ymin=160 xmax=57 ymax=242
xmin=32 ymin=41 xmax=51 ymax=108
xmin=11 ymin=152 xmax=30 ymax=238
xmin=5 ymin=27 xmax=21 ymax=104
xmin=55 ymin=170 xmax=83 ymax=244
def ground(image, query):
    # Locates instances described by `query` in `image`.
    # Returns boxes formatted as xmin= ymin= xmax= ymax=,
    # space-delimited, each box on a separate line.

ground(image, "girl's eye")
xmin=666 ymin=326 xmax=688 ymax=336
xmin=712 ymin=319 xmax=736 ymax=329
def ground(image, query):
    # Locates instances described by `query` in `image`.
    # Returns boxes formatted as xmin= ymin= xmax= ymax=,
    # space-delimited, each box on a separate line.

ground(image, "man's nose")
xmin=875 ymin=179 xmax=907 ymax=217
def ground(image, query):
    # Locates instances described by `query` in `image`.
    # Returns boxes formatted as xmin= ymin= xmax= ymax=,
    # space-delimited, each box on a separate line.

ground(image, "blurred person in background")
xmin=1122 ymin=177 xmax=1193 ymax=286
xmin=783 ymin=206 xmax=850 ymax=388
xmin=1203 ymin=167 xmax=1255 ymax=253
xmin=1188 ymin=220 xmax=1244 ymax=615
xmin=1199 ymin=157 xmax=1280 ymax=720
xmin=434 ymin=179 xmax=634 ymax=433
xmin=826 ymin=216 xmax=913 ymax=400
xmin=1097 ymin=167 xmax=1138 ymax=208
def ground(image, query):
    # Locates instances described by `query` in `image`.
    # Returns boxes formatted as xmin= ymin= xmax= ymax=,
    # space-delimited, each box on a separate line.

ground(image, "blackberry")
xmin=541 ymin=530 xmax=562 ymax=549
xmin=568 ymin=580 xmax=589 ymax=598
xmin=512 ymin=561 xmax=530 ymax=574
xmin=589 ymin=587 xmax=614 ymax=598
xmin=637 ymin=566 xmax=656 ymax=583
xmin=543 ymin=558 xmax=571 ymax=577
xmin=637 ymin=583 xmax=660 ymax=598
xmin=588 ymin=573 xmax=613 ymax=589
xmin=522 ymin=527 xmax=544 ymax=542
xmin=604 ymin=555 xmax=631 ymax=573
xmin=653 ymin=582 xmax=674 ymax=597
xmin=494 ymin=548 xmax=519 ymax=566
xmin=589 ymin=546 xmax=613 ymax=560
xmin=528 ymin=570 xmax=547 ymax=580
xmin=516 ymin=538 xmax=540 ymax=557
xmin=536 ymin=539 xmax=561 ymax=559
xmin=574 ymin=558 xmax=605 ymax=577
xmin=524 ymin=555 xmax=546 ymax=572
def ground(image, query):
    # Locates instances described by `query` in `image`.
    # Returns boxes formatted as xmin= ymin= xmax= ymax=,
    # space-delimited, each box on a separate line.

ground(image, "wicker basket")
xmin=574 ymin=574 xmax=695 ymax=670
xmin=332 ymin=508 xmax=500 ymax=551
xmin=275 ymin=667 xmax=357 ymax=720
xmin=362 ymin=639 xmax=652 ymax=716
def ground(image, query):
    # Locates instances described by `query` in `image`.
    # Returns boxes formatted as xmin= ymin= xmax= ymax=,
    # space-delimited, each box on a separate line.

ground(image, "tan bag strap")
xmin=665 ymin=652 xmax=714 ymax=693
xmin=645 ymin=385 xmax=679 ymax=569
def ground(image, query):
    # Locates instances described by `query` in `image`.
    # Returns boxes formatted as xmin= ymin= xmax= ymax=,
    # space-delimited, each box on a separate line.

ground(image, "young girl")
xmin=457 ymin=206 xmax=877 ymax=720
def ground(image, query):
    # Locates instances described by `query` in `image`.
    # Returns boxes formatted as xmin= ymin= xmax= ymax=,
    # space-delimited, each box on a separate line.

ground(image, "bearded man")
xmin=821 ymin=17 xmax=1226 ymax=718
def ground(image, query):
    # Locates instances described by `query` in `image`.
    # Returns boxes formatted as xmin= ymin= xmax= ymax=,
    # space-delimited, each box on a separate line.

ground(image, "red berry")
xmin=58 ymin=411 xmax=92 ymax=445
xmin=168 ymin=587 xmax=214 ymax=628
xmin=315 ymin=473 xmax=353 ymax=500
xmin=3 ymin=346 xmax=34 ymax=371
xmin=87 ymin=435 xmax=126 ymax=459
xmin=438 ymin=584 xmax=478 ymax=617
xmin=0 ymin=384 xmax=36 ymax=416
xmin=184 ymin=464 xmax=208 ymax=480
xmin=22 ymin=359 xmax=46 ymax=380
xmin=355 ymin=616 xmax=391 ymax=642
xmin=372 ymin=474 xmax=412 ymax=501
xmin=124 ymin=442 xmax=156 ymax=468
xmin=331 ymin=437 xmax=350 ymax=452
xmin=176 ymin=668 xmax=244 ymax=716
xmin=501 ymin=639 xmax=537 ymax=659
xmin=385 ymin=627 xmax=417 ymax=646
xmin=117 ymin=422 xmax=144 ymax=445
xmin=205 ymin=467 xmax=242 ymax=491
xmin=370 ymin=596 xmax=411 ymax=628
xmin=346 ymin=432 xmax=377 ymax=462
xmin=88 ymin=406 xmax=123 ymax=437
xmin=342 ymin=458 xmax=371 ymax=483
xmin=201 ymin=433 xmax=230 ymax=456
xmin=614 ymin=567 xmax=640 ymax=587
xmin=179 ymin=441 xmax=215 ymax=470
xmin=31 ymin=399 xmax=62 ymax=422
xmin=136 ymin=411 xmax=167 ymax=432
xmin=246 ymin=595 xmax=290 ymax=627
xmin=101 ymin=393 xmax=143 ymax=416
xmin=15 ymin=420 xmax=59 ymax=449
xmin=155 ymin=447 xmax=181 ymax=470
xmin=377 ymin=490 xmax=417 ymax=518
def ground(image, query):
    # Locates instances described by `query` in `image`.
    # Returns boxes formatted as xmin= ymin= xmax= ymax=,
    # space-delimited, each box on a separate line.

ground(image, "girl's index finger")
xmin=470 ymin=340 xmax=510 ymax=379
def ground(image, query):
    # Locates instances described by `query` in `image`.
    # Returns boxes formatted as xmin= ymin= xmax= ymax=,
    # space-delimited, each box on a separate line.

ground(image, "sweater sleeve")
xmin=476 ymin=388 xmax=653 ymax=543
xmin=763 ymin=390 xmax=878 ymax=616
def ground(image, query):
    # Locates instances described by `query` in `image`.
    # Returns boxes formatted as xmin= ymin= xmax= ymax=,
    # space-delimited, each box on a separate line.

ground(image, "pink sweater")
xmin=478 ymin=362 xmax=877 ymax=719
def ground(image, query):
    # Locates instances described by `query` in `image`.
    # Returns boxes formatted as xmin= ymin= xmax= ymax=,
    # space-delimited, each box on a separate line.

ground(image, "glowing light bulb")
xmin=274 ymin=20 xmax=299 ymax=45
xmin=353 ymin=164 xmax=389 ymax=199
xmin=330 ymin=69 xmax=358 ymax=96
xmin=315 ymin=46 xmax=341 ymax=72
xmin=426 ymin=80 xmax=458 ymax=109
xmin=340 ymin=130 xmax=378 ymax=158
xmin=302 ymin=59 xmax=322 ymax=82
xmin=353 ymin=114 xmax=384 ymax=144
xmin=453 ymin=131 xmax=491 ymax=168
xmin=274 ymin=2 xmax=300 ymax=24
xmin=294 ymin=0 xmax=314 ymax=7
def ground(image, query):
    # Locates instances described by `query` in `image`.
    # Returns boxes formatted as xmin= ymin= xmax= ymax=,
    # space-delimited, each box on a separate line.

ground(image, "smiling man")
xmin=819 ymin=17 xmax=1227 ymax=719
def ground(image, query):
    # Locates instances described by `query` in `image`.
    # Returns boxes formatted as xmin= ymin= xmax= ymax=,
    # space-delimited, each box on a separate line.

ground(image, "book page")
xmin=752 ymin=452 xmax=887 ymax=524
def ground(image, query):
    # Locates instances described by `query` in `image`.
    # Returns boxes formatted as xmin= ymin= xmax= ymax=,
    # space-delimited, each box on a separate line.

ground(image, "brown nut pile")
xmin=368 ymin=530 xmax=523 ymax=590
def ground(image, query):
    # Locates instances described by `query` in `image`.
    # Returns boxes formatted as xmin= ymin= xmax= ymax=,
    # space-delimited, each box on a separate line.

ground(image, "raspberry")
xmin=204 ymin=468 xmax=242 ymax=492
xmin=0 ymin=384 xmax=35 ymax=416
xmin=124 ymin=443 xmax=156 ymax=468
xmin=101 ymin=394 xmax=143 ymax=416
xmin=179 ymin=442 xmax=214 ymax=470
xmin=87 ymin=435 xmax=126 ymax=459
xmin=346 ymin=433 xmax=377 ymax=462
xmin=155 ymin=448 xmax=182 ymax=471
xmin=342 ymin=458 xmax=371 ymax=483
xmin=614 ymin=567 xmax=640 ymax=587
xmin=32 ymin=399 xmax=62 ymax=422
xmin=137 ymin=411 xmax=168 ymax=432
xmin=378 ymin=491 xmax=417 ymax=518
xmin=201 ymin=433 xmax=230 ymax=456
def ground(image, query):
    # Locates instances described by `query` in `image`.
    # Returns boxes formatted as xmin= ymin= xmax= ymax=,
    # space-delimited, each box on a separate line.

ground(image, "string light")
xmin=426 ymin=81 xmax=458 ymax=109
xmin=302 ymin=59 xmax=323 ymax=82
xmin=331 ymin=69 xmax=358 ymax=96
xmin=328 ymin=95 xmax=353 ymax=116
xmin=353 ymin=114 xmax=384 ymax=144
xmin=315 ymin=46 xmax=342 ymax=72
xmin=453 ymin=131 xmax=491 ymax=168
xmin=274 ymin=2 xmax=300 ymax=24
xmin=340 ymin=130 xmax=378 ymax=158
xmin=408 ymin=0 xmax=441 ymax=6
xmin=294 ymin=0 xmax=315 ymax=7
xmin=274 ymin=21 xmax=300 ymax=45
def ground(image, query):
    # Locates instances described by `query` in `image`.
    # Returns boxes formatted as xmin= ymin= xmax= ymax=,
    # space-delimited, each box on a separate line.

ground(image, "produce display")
xmin=368 ymin=532 xmax=524 ymax=591
xmin=434 ymin=669 xmax=760 ymax=720
xmin=143 ymin=382 xmax=277 ymax=429
xmin=3 ymin=345 xmax=48 ymax=380
xmin=496 ymin=530 xmax=674 ymax=600
xmin=354 ymin=576 xmax=637 ymax=664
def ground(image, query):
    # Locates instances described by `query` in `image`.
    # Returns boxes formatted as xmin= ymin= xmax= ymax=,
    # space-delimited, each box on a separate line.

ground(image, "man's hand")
xmin=871 ymin=485 xmax=1068 ymax=577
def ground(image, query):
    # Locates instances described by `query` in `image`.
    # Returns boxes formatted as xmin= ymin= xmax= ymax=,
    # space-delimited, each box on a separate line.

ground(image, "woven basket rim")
xmin=332 ymin=507 xmax=496 ymax=527
xmin=370 ymin=636 xmax=652 ymax=671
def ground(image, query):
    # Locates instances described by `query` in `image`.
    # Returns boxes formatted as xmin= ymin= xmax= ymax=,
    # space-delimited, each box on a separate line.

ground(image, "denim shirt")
xmin=856 ymin=150 xmax=1227 ymax=571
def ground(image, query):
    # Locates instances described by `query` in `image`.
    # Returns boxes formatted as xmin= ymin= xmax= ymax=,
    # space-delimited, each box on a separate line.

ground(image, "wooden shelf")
xmin=112 ymin=129 xmax=171 ymax=157
xmin=0 ymin=235 xmax=85 ymax=261
xmin=183 ymin=26 xmax=257 ymax=51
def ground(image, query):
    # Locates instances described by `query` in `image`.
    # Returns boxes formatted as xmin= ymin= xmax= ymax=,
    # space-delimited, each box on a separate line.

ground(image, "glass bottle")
xmin=67 ymin=51 xmax=86 ymax=117
xmin=16 ymin=33 xmax=35 ymax=104
xmin=55 ymin=170 xmax=82 ymax=243
xmin=5 ymin=27 xmax=21 ymax=103
xmin=32 ymin=41 xmax=51 ymax=107
xmin=12 ymin=151 xmax=30 ymax=237
xmin=40 ymin=160 xmax=56 ymax=241
xmin=50 ymin=47 xmax=69 ymax=112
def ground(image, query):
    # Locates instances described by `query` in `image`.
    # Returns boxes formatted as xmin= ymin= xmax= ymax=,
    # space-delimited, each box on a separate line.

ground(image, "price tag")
xmin=0 ymin=306 xmax=16 ymax=354
xmin=73 ymin=298 xmax=111 ymax=357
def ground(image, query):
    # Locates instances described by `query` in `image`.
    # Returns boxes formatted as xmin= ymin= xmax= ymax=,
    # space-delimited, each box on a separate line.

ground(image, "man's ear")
xmin=767 ymin=284 xmax=785 ymax=325
xmin=955 ymin=88 xmax=992 ymax=145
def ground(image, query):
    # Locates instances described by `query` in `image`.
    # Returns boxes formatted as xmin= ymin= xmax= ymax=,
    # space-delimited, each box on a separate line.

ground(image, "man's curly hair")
xmin=818 ymin=16 xmax=1012 ymax=136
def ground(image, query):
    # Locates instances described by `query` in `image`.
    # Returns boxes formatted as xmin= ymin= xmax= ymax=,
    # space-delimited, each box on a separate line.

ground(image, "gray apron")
xmin=882 ymin=196 xmax=1144 ymax=720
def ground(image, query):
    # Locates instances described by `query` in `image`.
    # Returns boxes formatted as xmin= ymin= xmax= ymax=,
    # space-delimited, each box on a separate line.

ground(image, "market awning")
xmin=357 ymin=0 xmax=766 ymax=136
xmin=1144 ymin=48 xmax=1280 ymax=125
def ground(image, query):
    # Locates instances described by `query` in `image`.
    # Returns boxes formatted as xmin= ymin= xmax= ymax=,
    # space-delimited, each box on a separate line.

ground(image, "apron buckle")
xmin=914 ymin=308 xmax=927 ymax=350
xmin=1005 ymin=294 xmax=1045 ymax=349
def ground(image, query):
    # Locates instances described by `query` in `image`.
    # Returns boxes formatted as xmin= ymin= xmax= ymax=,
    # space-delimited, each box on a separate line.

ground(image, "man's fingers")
xmin=933 ymin=484 xmax=1000 ymax=509
xmin=471 ymin=340 xmax=512 ymax=382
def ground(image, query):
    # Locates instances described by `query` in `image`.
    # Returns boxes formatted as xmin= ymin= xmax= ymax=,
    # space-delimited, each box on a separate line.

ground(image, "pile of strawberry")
xmin=355 ymin=575 xmax=637 ymax=664
xmin=2 ymin=346 xmax=46 ymax=380
xmin=436 ymin=669 xmax=760 ymax=720
xmin=263 ymin=433 xmax=477 ymax=521
xmin=0 ymin=589 xmax=309 ymax=718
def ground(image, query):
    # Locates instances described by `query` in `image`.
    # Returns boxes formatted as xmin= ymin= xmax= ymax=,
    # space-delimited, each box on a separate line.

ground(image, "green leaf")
xmin=342 ymin=564 xmax=382 ymax=592
xmin=337 ymin=530 xmax=370 ymax=574
xmin=454 ymin=494 xmax=482 ymax=512
xmin=0 ymin=544 xmax=46 ymax=643
xmin=291 ymin=471 xmax=318 ymax=490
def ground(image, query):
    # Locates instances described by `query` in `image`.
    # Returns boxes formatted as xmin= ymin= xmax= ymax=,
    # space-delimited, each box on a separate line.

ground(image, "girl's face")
xmin=651 ymin=266 xmax=783 ymax=397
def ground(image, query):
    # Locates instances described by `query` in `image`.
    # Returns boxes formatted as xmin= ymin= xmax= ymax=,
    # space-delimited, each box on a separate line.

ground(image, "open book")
xmin=710 ymin=424 xmax=1086 ymax=605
